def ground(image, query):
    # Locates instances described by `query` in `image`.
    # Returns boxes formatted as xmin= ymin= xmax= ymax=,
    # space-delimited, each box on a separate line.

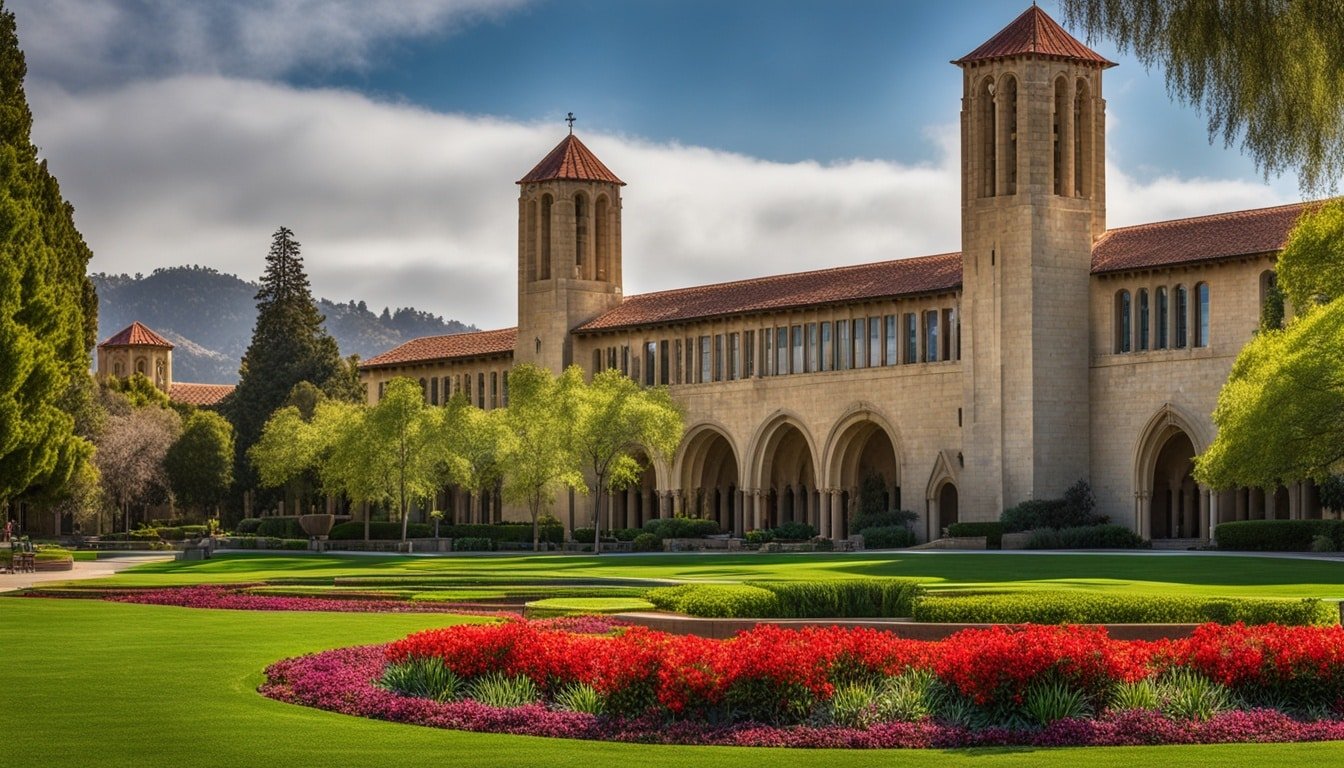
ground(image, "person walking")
xmin=2 ymin=519 xmax=11 ymax=543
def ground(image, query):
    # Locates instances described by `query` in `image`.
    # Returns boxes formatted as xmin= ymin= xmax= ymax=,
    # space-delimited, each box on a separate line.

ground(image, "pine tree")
xmin=225 ymin=227 xmax=347 ymax=496
xmin=0 ymin=1 xmax=95 ymax=512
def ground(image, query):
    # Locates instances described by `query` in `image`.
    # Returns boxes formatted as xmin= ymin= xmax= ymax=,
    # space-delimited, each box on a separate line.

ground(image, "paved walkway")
xmin=0 ymin=555 xmax=172 ymax=593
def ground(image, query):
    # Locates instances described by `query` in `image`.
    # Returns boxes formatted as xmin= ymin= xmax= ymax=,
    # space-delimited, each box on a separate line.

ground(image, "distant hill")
xmin=91 ymin=266 xmax=476 ymax=384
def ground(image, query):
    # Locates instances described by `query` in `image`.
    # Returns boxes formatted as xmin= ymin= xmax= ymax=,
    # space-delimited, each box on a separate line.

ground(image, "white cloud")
xmin=28 ymin=75 xmax=1296 ymax=335
xmin=9 ymin=0 xmax=527 ymax=86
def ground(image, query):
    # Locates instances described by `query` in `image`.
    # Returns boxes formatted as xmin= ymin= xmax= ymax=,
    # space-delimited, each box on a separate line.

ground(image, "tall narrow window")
xmin=660 ymin=340 xmax=670 ymax=385
xmin=608 ymin=346 xmax=617 ymax=370
xmin=791 ymin=325 xmax=803 ymax=373
xmin=477 ymin=373 xmax=485 ymax=408
xmin=763 ymin=328 xmax=774 ymax=376
xmin=713 ymin=335 xmax=723 ymax=382
xmin=1115 ymin=290 xmax=1132 ymax=353
xmin=941 ymin=308 xmax=954 ymax=361
xmin=806 ymin=323 xmax=818 ymax=372
xmin=924 ymin=311 xmax=939 ymax=362
xmin=699 ymin=336 xmax=711 ymax=383
xmin=595 ymin=195 xmax=609 ymax=280
xmin=775 ymin=327 xmax=789 ymax=375
xmin=490 ymin=372 xmax=498 ymax=409
xmin=980 ymin=76 xmax=996 ymax=198
xmin=1074 ymin=79 xmax=1093 ymax=198
xmin=685 ymin=338 xmax=694 ymax=382
xmin=743 ymin=330 xmax=755 ymax=377
xmin=884 ymin=315 xmax=897 ymax=366
xmin=820 ymin=321 xmax=833 ymax=371
xmin=645 ymin=341 xmax=657 ymax=386
xmin=1052 ymin=76 xmax=1068 ymax=196
xmin=573 ymin=193 xmax=588 ymax=275
xmin=502 ymin=371 xmax=509 ymax=406
xmin=1174 ymin=285 xmax=1188 ymax=348
xmin=674 ymin=339 xmax=683 ymax=384
xmin=621 ymin=345 xmax=629 ymax=375
xmin=593 ymin=348 xmax=602 ymax=374
xmin=540 ymin=194 xmax=552 ymax=280
xmin=526 ymin=200 xmax=538 ymax=281
xmin=853 ymin=318 xmax=867 ymax=368
xmin=837 ymin=321 xmax=852 ymax=369
xmin=868 ymin=316 xmax=881 ymax=366
xmin=1137 ymin=289 xmax=1150 ymax=351
xmin=1156 ymin=287 xmax=1169 ymax=349
xmin=1000 ymin=75 xmax=1018 ymax=195
xmin=904 ymin=313 xmax=917 ymax=364
xmin=1194 ymin=283 xmax=1210 ymax=347
xmin=729 ymin=333 xmax=740 ymax=380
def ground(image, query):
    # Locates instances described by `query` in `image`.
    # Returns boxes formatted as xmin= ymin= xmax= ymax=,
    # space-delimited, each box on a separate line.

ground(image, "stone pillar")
xmin=751 ymin=490 xmax=763 ymax=530
xmin=672 ymin=489 xmax=683 ymax=518
xmin=819 ymin=492 xmax=832 ymax=539
xmin=1135 ymin=492 xmax=1151 ymax=541
xmin=829 ymin=489 xmax=844 ymax=540
xmin=1198 ymin=485 xmax=1210 ymax=540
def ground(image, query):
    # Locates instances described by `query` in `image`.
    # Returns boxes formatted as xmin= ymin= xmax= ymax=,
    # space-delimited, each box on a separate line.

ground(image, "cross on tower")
xmin=565 ymin=112 xmax=576 ymax=134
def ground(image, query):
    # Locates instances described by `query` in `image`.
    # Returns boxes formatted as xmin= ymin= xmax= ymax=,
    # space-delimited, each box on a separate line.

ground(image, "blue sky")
xmin=11 ymin=0 xmax=1297 ymax=330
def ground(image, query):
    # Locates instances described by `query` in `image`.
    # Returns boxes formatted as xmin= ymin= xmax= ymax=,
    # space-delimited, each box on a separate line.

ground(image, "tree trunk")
xmin=532 ymin=501 xmax=541 ymax=552
xmin=591 ymin=482 xmax=604 ymax=554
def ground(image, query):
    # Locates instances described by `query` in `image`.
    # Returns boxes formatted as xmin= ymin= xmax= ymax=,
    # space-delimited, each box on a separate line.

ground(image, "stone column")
xmin=734 ymin=489 xmax=745 ymax=537
xmin=1135 ymin=492 xmax=1151 ymax=541
xmin=1198 ymin=485 xmax=1210 ymax=540
xmin=829 ymin=489 xmax=844 ymax=540
xmin=819 ymin=492 xmax=832 ymax=539
xmin=751 ymin=490 xmax=764 ymax=531
xmin=672 ymin=489 xmax=683 ymax=518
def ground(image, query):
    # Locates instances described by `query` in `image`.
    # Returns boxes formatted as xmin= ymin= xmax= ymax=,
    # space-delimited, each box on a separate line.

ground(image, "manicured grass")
xmin=524 ymin=597 xmax=655 ymax=614
xmin=81 ymin=551 xmax=1344 ymax=600
xmin=3 ymin=597 xmax=1341 ymax=767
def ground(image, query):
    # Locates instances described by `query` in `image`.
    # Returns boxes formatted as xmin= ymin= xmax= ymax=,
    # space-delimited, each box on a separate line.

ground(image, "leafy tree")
xmin=1195 ymin=204 xmax=1344 ymax=489
xmin=0 ymin=2 xmax=95 ymax=513
xmin=438 ymin=392 xmax=507 ymax=525
xmin=498 ymin=365 xmax=584 ymax=551
xmin=224 ymin=226 xmax=347 ymax=497
xmin=93 ymin=405 xmax=181 ymax=531
xmin=1061 ymin=0 xmax=1344 ymax=193
xmin=165 ymin=411 xmax=235 ymax=516
xmin=106 ymin=373 xmax=173 ymax=410
xmin=568 ymin=368 xmax=683 ymax=553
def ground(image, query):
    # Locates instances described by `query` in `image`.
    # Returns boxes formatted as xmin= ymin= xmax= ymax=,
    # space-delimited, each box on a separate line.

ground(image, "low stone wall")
xmin=33 ymin=559 xmax=74 ymax=572
xmin=1000 ymin=532 xmax=1033 ymax=550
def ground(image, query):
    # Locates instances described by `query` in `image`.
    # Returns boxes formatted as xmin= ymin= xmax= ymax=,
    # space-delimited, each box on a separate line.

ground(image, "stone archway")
xmin=1134 ymin=405 xmax=1209 ymax=541
xmin=938 ymin=483 xmax=959 ymax=531
xmin=748 ymin=414 xmax=820 ymax=535
xmin=822 ymin=408 xmax=903 ymax=540
xmin=675 ymin=425 xmax=741 ymax=535
xmin=610 ymin=450 xmax=660 ymax=530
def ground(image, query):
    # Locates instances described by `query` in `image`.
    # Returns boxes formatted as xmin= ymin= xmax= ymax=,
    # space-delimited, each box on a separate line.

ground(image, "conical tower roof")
xmin=517 ymin=133 xmax=625 ymax=186
xmin=955 ymin=5 xmax=1115 ymax=68
xmin=98 ymin=321 xmax=174 ymax=349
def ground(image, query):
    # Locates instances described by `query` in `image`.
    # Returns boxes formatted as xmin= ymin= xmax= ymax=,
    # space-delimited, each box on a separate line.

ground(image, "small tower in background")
xmin=514 ymin=126 xmax=626 ymax=373
xmin=96 ymin=321 xmax=174 ymax=392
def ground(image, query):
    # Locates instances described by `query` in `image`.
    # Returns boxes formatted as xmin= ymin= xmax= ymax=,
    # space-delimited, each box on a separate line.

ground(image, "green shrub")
xmin=467 ymin=672 xmax=539 ymax=708
xmin=453 ymin=537 xmax=494 ymax=552
xmin=750 ymin=579 xmax=920 ymax=619
xmin=911 ymin=592 xmax=1337 ymax=626
xmin=744 ymin=529 xmax=774 ymax=546
xmin=770 ymin=521 xmax=816 ymax=541
xmin=644 ymin=584 xmax=780 ymax=618
xmin=525 ymin=597 xmax=654 ymax=616
xmin=858 ymin=525 xmax=916 ymax=549
xmin=643 ymin=517 xmax=720 ymax=539
xmin=946 ymin=522 xmax=1003 ymax=548
xmin=632 ymin=532 xmax=661 ymax=552
xmin=379 ymin=657 xmax=460 ymax=702
xmin=1215 ymin=519 xmax=1344 ymax=552
xmin=553 ymin=682 xmax=605 ymax=715
xmin=852 ymin=509 xmax=919 ymax=533
xmin=1310 ymin=534 xmax=1338 ymax=552
xmin=1025 ymin=524 xmax=1147 ymax=549
xmin=234 ymin=518 xmax=262 ymax=535
xmin=256 ymin=517 xmax=305 ymax=539
xmin=1159 ymin=669 xmax=1235 ymax=721
xmin=128 ymin=528 xmax=162 ymax=540
xmin=328 ymin=521 xmax=434 ymax=540
xmin=1000 ymin=480 xmax=1099 ymax=532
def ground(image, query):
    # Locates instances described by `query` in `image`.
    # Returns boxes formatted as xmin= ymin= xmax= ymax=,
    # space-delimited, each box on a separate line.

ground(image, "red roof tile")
xmin=956 ymin=5 xmax=1114 ymax=67
xmin=517 ymin=134 xmax=625 ymax=186
xmin=98 ymin=321 xmax=174 ymax=349
xmin=576 ymin=253 xmax=963 ymax=333
xmin=360 ymin=328 xmax=517 ymax=370
xmin=1091 ymin=201 xmax=1317 ymax=274
xmin=168 ymin=382 xmax=234 ymax=407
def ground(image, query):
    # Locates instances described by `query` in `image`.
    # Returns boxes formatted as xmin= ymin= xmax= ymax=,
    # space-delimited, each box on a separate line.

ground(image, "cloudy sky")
xmin=12 ymin=0 xmax=1300 ymax=331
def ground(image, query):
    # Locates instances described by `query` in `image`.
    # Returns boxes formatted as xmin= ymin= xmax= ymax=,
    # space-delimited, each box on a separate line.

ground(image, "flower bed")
xmin=259 ymin=621 xmax=1344 ymax=748
xmin=21 ymin=585 xmax=515 ymax=616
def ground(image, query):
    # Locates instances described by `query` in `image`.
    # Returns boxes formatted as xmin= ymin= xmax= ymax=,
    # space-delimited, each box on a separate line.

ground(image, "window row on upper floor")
xmin=375 ymin=368 xmax=510 ymax=410
xmin=590 ymin=308 xmax=960 ymax=387
xmin=1112 ymin=283 xmax=1209 ymax=354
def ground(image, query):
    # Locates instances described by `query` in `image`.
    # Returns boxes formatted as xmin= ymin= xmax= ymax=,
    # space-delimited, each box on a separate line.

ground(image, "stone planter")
xmin=299 ymin=514 xmax=335 ymax=538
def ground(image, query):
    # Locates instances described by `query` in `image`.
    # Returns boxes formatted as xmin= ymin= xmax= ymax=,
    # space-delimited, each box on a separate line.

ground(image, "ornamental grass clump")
xmin=875 ymin=667 xmax=942 ymax=722
xmin=468 ymin=672 xmax=541 ymax=709
xmin=1021 ymin=678 xmax=1093 ymax=726
xmin=1108 ymin=678 xmax=1160 ymax=712
xmin=378 ymin=656 xmax=460 ymax=702
xmin=1158 ymin=669 xmax=1236 ymax=721
xmin=553 ymin=682 xmax=605 ymax=715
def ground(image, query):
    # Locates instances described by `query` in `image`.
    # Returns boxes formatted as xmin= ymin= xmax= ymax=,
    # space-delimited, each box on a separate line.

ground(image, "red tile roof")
xmin=517 ymin=134 xmax=625 ymax=186
xmin=98 ymin=321 xmax=174 ymax=349
xmin=955 ymin=5 xmax=1114 ymax=67
xmin=360 ymin=328 xmax=517 ymax=370
xmin=169 ymin=382 xmax=234 ymax=407
xmin=576 ymin=253 xmax=963 ymax=333
xmin=1091 ymin=201 xmax=1316 ymax=274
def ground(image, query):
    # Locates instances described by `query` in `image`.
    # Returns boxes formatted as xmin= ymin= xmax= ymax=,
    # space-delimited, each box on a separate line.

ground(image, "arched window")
xmin=113 ymin=361 xmax=124 ymax=377
xmin=573 ymin=192 xmax=588 ymax=275
xmin=1174 ymin=284 xmax=1189 ymax=348
xmin=999 ymin=75 xmax=1019 ymax=195
xmin=980 ymin=76 xmax=996 ymax=198
xmin=595 ymin=195 xmax=609 ymax=281
xmin=1155 ymin=287 xmax=1169 ymax=349
xmin=526 ymin=199 xmax=538 ymax=282
xmin=1194 ymin=282 xmax=1210 ymax=347
xmin=540 ymin=194 xmax=552 ymax=280
xmin=1052 ymin=76 xmax=1069 ymax=196
xmin=1114 ymin=290 xmax=1132 ymax=353
xmin=1137 ymin=288 xmax=1150 ymax=350
xmin=1074 ymin=78 xmax=1093 ymax=198
xmin=592 ymin=348 xmax=602 ymax=373
xmin=135 ymin=358 xmax=146 ymax=376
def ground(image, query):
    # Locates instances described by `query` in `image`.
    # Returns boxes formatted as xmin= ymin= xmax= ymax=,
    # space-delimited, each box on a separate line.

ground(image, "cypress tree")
xmin=225 ymin=227 xmax=346 ymax=496
xmin=0 ymin=1 xmax=95 ymax=511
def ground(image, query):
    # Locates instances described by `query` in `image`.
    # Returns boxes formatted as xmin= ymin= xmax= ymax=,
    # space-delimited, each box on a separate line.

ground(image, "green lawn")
xmin=78 ymin=550 xmax=1344 ymax=599
xmin=4 ymin=596 xmax=1341 ymax=767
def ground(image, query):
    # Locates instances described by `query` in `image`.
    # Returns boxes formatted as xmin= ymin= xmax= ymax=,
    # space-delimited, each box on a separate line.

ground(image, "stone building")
xmin=358 ymin=6 xmax=1331 ymax=544
xmin=96 ymin=321 xmax=235 ymax=407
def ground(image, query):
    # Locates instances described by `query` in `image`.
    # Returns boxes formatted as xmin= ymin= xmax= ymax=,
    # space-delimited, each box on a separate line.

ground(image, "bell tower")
xmin=515 ymin=127 xmax=625 ymax=373
xmin=955 ymin=6 xmax=1114 ymax=516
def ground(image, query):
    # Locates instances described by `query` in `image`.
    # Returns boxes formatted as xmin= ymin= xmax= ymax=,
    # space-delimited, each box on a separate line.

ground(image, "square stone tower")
xmin=955 ymin=6 xmax=1114 ymax=516
xmin=514 ymin=133 xmax=626 ymax=373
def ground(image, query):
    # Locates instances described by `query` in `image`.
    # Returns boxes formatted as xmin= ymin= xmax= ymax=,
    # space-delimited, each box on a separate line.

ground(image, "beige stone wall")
xmin=96 ymin=345 xmax=172 ymax=392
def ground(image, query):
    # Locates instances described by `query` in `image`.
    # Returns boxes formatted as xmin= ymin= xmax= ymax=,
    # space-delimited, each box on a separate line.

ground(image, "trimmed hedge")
xmin=153 ymin=525 xmax=208 ymax=541
xmin=328 ymin=521 xmax=434 ymax=540
xmin=912 ymin=592 xmax=1339 ymax=626
xmin=644 ymin=579 xmax=922 ymax=619
xmin=453 ymin=537 xmax=494 ymax=552
xmin=234 ymin=518 xmax=263 ymax=535
xmin=256 ymin=517 xmax=305 ymax=539
xmin=441 ymin=523 xmax=563 ymax=545
xmin=858 ymin=525 xmax=916 ymax=549
xmin=643 ymin=517 xmax=720 ymax=539
xmin=632 ymin=533 xmax=660 ymax=552
xmin=771 ymin=521 xmax=816 ymax=541
xmin=1025 ymin=524 xmax=1147 ymax=550
xmin=1215 ymin=520 xmax=1344 ymax=552
xmin=947 ymin=522 xmax=1003 ymax=548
